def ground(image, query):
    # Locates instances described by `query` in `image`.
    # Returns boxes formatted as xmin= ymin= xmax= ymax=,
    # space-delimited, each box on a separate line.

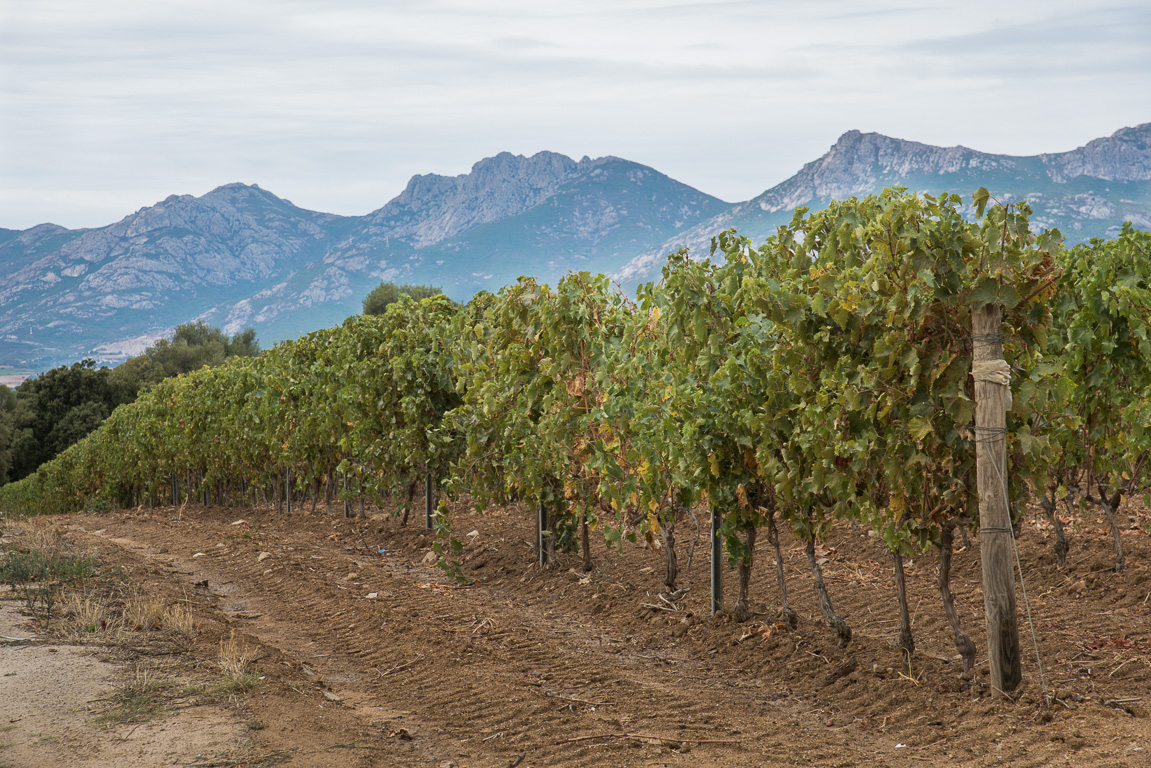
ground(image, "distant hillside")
xmin=0 ymin=153 xmax=726 ymax=368
xmin=614 ymin=123 xmax=1151 ymax=282
xmin=0 ymin=185 xmax=353 ymax=368
xmin=3 ymin=124 xmax=1150 ymax=371
xmin=216 ymin=154 xmax=729 ymax=344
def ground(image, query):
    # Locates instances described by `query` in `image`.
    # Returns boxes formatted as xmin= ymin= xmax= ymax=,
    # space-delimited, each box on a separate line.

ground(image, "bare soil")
xmin=7 ymin=496 xmax=1151 ymax=767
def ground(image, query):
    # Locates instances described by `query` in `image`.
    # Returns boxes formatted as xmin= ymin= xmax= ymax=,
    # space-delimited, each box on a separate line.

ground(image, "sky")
xmin=1 ymin=0 xmax=1149 ymax=231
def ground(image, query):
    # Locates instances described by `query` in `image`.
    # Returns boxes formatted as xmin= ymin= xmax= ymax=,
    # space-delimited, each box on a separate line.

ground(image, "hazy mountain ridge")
xmin=0 ymin=152 xmax=727 ymax=367
xmin=0 ymin=184 xmax=353 ymax=365
xmin=3 ymin=124 xmax=1150 ymax=370
xmin=358 ymin=151 xmax=594 ymax=247
xmin=1040 ymin=123 xmax=1151 ymax=183
xmin=614 ymin=123 xmax=1151 ymax=283
xmin=211 ymin=156 xmax=728 ymax=344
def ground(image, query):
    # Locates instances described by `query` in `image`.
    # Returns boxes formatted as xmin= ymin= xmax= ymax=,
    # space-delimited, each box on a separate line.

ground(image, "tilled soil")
xmin=46 ymin=497 xmax=1151 ymax=767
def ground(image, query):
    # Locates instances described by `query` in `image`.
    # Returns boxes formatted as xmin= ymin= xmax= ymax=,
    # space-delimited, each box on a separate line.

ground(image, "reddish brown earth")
xmin=30 ymin=496 xmax=1151 ymax=766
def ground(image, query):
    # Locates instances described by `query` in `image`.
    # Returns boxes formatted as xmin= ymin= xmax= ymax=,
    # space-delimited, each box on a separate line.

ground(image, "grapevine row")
xmin=2 ymin=189 xmax=1149 ymax=671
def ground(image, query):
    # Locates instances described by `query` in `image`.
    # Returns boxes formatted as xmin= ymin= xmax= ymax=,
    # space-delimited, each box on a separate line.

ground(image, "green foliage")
xmin=2 ymin=360 xmax=126 ymax=483
xmin=754 ymin=189 xmax=1059 ymax=550
xmin=0 ymin=296 xmax=460 ymax=520
xmin=1 ymin=186 xmax=1148 ymax=648
xmin=0 ymin=323 xmax=260 ymax=491
xmin=0 ymin=385 xmax=16 ymax=484
xmin=430 ymin=505 xmax=470 ymax=584
xmin=361 ymin=282 xmax=445 ymax=316
xmin=1052 ymin=225 xmax=1151 ymax=476
xmin=2 ymin=546 xmax=95 ymax=627
xmin=111 ymin=321 xmax=260 ymax=397
xmin=447 ymin=273 xmax=632 ymax=562
xmin=1040 ymin=225 xmax=1151 ymax=567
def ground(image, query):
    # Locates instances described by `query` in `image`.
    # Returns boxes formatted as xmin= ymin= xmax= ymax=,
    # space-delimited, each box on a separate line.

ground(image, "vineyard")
xmin=3 ymin=188 xmax=1151 ymax=736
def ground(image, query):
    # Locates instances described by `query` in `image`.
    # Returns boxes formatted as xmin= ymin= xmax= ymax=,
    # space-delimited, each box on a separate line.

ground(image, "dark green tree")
xmin=362 ymin=282 xmax=444 ymax=316
xmin=0 ymin=385 xmax=15 ymax=484
xmin=5 ymin=360 xmax=122 ymax=480
xmin=0 ymin=323 xmax=261 ymax=486
xmin=111 ymin=322 xmax=260 ymax=397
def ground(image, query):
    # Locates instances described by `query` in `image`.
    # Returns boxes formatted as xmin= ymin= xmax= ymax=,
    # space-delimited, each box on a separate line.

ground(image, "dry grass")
xmin=218 ymin=630 xmax=251 ymax=676
xmin=217 ymin=631 xmax=260 ymax=692
xmin=59 ymin=591 xmax=108 ymax=634
xmin=123 ymin=591 xmax=167 ymax=631
xmin=160 ymin=596 xmax=196 ymax=634
xmin=94 ymin=664 xmax=168 ymax=726
xmin=5 ymin=517 xmax=64 ymax=552
xmin=2 ymin=520 xmax=97 ymax=628
xmin=57 ymin=588 xmax=197 ymax=641
xmin=2 ymin=514 xmax=188 ymax=640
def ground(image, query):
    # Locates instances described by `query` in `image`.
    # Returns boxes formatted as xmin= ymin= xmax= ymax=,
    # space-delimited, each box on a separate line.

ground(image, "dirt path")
xmin=25 ymin=500 xmax=1151 ymax=767
xmin=0 ymin=598 xmax=252 ymax=767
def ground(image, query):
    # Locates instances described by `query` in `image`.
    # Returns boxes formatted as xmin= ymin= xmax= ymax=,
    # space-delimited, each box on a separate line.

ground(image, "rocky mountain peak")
xmin=1041 ymin=122 xmax=1151 ymax=183
xmin=96 ymin=183 xmax=333 ymax=245
xmin=365 ymin=151 xmax=595 ymax=247
xmin=750 ymin=130 xmax=1021 ymax=214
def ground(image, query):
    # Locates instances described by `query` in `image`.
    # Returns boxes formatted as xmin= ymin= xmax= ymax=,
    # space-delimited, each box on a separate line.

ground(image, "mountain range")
xmin=2 ymin=123 xmax=1150 ymax=371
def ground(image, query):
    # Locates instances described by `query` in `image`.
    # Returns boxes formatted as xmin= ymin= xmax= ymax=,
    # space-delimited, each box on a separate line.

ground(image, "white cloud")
xmin=0 ymin=0 xmax=1147 ymax=228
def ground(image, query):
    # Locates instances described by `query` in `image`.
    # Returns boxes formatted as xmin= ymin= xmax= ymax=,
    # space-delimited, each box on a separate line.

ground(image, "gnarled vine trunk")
xmin=401 ymin=477 xmax=420 ymax=527
xmin=733 ymin=525 xmax=757 ymax=623
xmin=892 ymin=550 xmax=914 ymax=658
xmin=661 ymin=522 xmax=678 ymax=594
xmin=1038 ymin=487 xmax=1069 ymax=568
xmin=805 ymin=511 xmax=851 ymax=647
xmin=938 ymin=520 xmax=976 ymax=673
xmin=1096 ymin=485 xmax=1125 ymax=573
xmin=580 ymin=507 xmax=593 ymax=574
xmin=766 ymin=507 xmax=797 ymax=628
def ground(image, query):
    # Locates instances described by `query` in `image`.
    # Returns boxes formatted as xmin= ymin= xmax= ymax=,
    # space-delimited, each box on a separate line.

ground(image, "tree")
xmin=112 ymin=321 xmax=261 ymax=396
xmin=362 ymin=282 xmax=445 ymax=316
xmin=0 ymin=385 xmax=16 ymax=484
xmin=0 ymin=323 xmax=261 ymax=489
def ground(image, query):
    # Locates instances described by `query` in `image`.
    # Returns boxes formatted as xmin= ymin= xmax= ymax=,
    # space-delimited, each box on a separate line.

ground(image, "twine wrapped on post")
xmin=972 ymin=359 xmax=1012 ymax=409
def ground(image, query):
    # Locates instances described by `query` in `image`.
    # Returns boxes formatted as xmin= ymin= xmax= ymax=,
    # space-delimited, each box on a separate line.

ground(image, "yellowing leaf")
xmin=908 ymin=415 xmax=933 ymax=441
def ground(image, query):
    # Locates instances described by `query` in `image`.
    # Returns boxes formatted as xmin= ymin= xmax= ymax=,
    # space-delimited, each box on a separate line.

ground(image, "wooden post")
xmin=710 ymin=504 xmax=723 ymax=615
xmin=973 ymin=303 xmax=1022 ymax=693
xmin=537 ymin=501 xmax=550 ymax=567
xmin=285 ymin=468 xmax=292 ymax=515
xmin=424 ymin=474 xmax=435 ymax=530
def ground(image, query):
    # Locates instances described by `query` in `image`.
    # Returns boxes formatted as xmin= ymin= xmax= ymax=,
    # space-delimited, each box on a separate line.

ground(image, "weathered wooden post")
xmin=424 ymin=474 xmax=435 ymax=531
xmin=285 ymin=467 xmax=292 ymax=515
xmin=973 ymin=303 xmax=1022 ymax=693
xmin=710 ymin=504 xmax=723 ymax=615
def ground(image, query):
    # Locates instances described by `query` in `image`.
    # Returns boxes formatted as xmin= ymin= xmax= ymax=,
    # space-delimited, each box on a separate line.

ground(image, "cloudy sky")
xmin=2 ymin=0 xmax=1148 ymax=230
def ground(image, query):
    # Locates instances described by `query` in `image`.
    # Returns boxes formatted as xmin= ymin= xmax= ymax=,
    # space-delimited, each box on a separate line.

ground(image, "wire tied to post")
xmin=970 ymin=346 xmax=1046 ymax=703
xmin=974 ymin=408 xmax=1050 ymax=706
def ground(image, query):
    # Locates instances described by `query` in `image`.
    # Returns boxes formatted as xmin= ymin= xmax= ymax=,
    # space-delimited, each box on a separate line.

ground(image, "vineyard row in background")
xmin=2 ymin=187 xmax=1149 ymax=688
